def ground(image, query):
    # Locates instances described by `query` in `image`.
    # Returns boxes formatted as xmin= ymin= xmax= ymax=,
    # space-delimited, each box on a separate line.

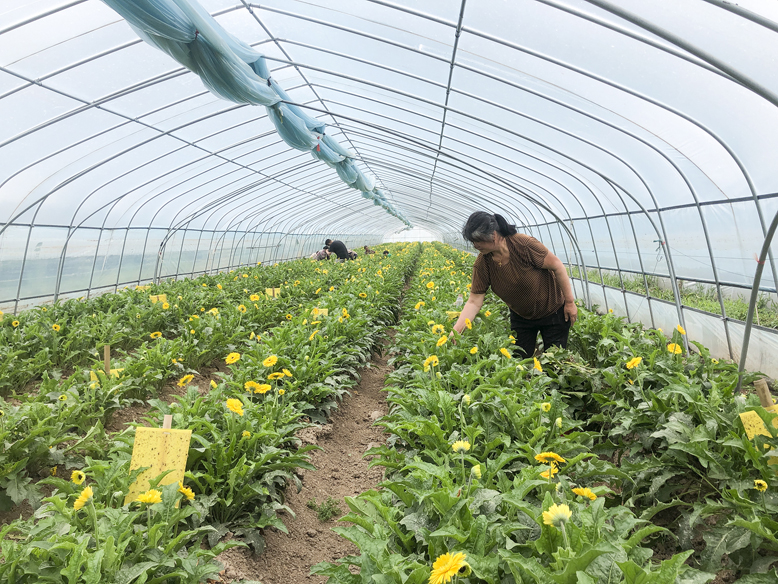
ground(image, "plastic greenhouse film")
xmin=310 ymin=140 xmax=345 ymax=165
xmin=102 ymin=0 xmax=194 ymax=42
xmin=267 ymin=104 xmax=318 ymax=151
xmin=335 ymin=161 xmax=359 ymax=185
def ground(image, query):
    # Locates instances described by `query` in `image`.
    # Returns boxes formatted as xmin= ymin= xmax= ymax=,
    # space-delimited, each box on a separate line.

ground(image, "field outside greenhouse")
xmin=0 ymin=243 xmax=776 ymax=584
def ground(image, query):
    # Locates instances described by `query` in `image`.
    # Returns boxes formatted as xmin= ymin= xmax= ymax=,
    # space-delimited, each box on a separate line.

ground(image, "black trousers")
xmin=509 ymin=304 xmax=571 ymax=359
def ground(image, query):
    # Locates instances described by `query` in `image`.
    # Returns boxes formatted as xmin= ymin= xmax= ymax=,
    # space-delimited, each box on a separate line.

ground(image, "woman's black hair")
xmin=461 ymin=211 xmax=517 ymax=243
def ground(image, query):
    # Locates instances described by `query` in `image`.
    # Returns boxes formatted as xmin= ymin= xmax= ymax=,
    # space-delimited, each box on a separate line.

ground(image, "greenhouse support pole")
xmin=737 ymin=209 xmax=778 ymax=391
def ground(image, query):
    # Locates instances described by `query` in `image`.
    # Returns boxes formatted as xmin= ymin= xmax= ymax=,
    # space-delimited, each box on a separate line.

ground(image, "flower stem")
xmin=560 ymin=522 xmax=569 ymax=550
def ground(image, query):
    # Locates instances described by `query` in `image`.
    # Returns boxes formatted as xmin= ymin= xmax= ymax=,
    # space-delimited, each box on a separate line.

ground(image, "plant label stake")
xmin=739 ymin=379 xmax=778 ymax=466
xmin=104 ymin=344 xmax=110 ymax=375
xmin=125 ymin=414 xmax=192 ymax=505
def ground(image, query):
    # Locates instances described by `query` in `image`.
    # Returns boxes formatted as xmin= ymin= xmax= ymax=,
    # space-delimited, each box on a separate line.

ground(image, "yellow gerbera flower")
xmin=286 ymin=314 xmax=292 ymax=320
xmin=429 ymin=551 xmax=469 ymax=584
xmin=470 ymin=346 xmax=478 ymax=354
xmin=12 ymin=321 xmax=19 ymax=327
xmin=208 ymin=308 xmax=219 ymax=315
xmin=52 ymin=324 xmax=61 ymax=332
xmin=278 ymin=388 xmax=285 ymax=395
xmin=136 ymin=489 xmax=162 ymax=505
xmin=415 ymin=301 xmax=425 ymax=310
xmin=268 ymin=372 xmax=285 ymax=380
xmin=244 ymin=381 xmax=260 ymax=392
xmin=540 ymin=464 xmax=559 ymax=479
xmin=472 ymin=465 xmax=481 ymax=479
xmin=71 ymin=470 xmax=86 ymax=485
xmin=541 ymin=402 xmax=551 ymax=412
xmin=250 ymin=294 xmax=260 ymax=301
xmin=263 ymin=355 xmax=278 ymax=367
xmin=436 ymin=336 xmax=447 ymax=347
xmin=431 ymin=324 xmax=445 ymax=334
xmin=626 ymin=356 xmax=642 ymax=369
xmin=533 ymin=357 xmax=543 ymax=372
xmin=178 ymin=483 xmax=195 ymax=501
xmin=225 ymin=352 xmax=241 ymax=364
xmin=500 ymin=347 xmax=512 ymax=359
xmin=465 ymin=318 xmax=472 ymax=330
xmin=535 ymin=452 xmax=566 ymax=464
xmin=309 ymin=330 xmax=320 ymax=341
xmin=755 ymin=479 xmax=768 ymax=492
xmin=150 ymin=331 xmax=162 ymax=339
xmin=162 ymin=302 xmax=170 ymax=309
xmin=452 ymin=440 xmax=470 ymax=453
xmin=463 ymin=394 xmax=470 ymax=405
xmin=242 ymin=431 xmax=251 ymax=438
xmin=210 ymin=380 xmax=217 ymax=389
xmin=73 ymin=486 xmax=93 ymax=511
xmin=542 ymin=503 xmax=572 ymax=528
xmin=424 ymin=355 xmax=440 ymax=368
xmin=677 ymin=324 xmax=686 ymax=335
xmin=484 ymin=310 xmax=491 ymax=317
xmin=255 ymin=384 xmax=272 ymax=394
xmin=572 ymin=487 xmax=597 ymax=500
xmin=426 ymin=281 xmax=435 ymax=289
xmin=667 ymin=343 xmax=682 ymax=354
xmin=226 ymin=399 xmax=244 ymax=416
xmin=238 ymin=304 xmax=247 ymax=313
xmin=359 ymin=292 xmax=367 ymax=298
xmin=283 ymin=368 xmax=293 ymax=377
xmin=217 ymin=284 xmax=223 ymax=290
xmin=177 ymin=374 xmax=194 ymax=387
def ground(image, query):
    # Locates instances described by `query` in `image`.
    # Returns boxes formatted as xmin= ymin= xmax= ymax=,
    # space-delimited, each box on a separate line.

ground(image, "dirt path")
xmin=216 ymin=343 xmax=393 ymax=583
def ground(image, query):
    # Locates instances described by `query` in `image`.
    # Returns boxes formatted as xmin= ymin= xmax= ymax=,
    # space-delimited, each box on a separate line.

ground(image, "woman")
xmin=452 ymin=212 xmax=577 ymax=358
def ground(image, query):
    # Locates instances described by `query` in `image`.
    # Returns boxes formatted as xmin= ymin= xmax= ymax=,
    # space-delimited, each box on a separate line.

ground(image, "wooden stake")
xmin=755 ymin=378 xmax=774 ymax=409
xmin=162 ymin=415 xmax=173 ymax=430
xmin=104 ymin=344 xmax=111 ymax=375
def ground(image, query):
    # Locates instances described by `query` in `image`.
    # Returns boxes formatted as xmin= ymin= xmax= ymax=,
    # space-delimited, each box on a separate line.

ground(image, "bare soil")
xmin=214 ymin=344 xmax=392 ymax=583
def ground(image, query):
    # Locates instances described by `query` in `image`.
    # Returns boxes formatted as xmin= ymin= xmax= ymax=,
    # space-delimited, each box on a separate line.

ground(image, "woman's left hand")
xmin=564 ymin=302 xmax=578 ymax=325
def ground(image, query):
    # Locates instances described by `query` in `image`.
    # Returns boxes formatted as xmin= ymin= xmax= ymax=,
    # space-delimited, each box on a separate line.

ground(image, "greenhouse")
xmin=1 ymin=1 xmax=778 ymax=583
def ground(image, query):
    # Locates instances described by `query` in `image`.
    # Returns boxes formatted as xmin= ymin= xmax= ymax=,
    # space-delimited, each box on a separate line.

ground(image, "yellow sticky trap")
xmin=125 ymin=426 xmax=192 ymax=506
xmin=149 ymin=294 xmax=167 ymax=304
xmin=265 ymin=288 xmax=281 ymax=298
xmin=446 ymin=311 xmax=461 ymax=320
xmin=311 ymin=308 xmax=329 ymax=317
xmin=740 ymin=411 xmax=774 ymax=440
xmin=90 ymin=368 xmax=124 ymax=381
xmin=136 ymin=285 xmax=151 ymax=291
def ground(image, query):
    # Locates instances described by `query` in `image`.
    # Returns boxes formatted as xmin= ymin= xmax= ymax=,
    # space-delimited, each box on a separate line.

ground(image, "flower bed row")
xmin=314 ymin=243 xmax=777 ymax=584
xmin=0 ymin=243 xmax=420 ymax=583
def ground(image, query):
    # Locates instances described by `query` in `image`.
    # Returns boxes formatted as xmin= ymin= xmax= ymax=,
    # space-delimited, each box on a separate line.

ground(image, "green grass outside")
xmin=569 ymin=267 xmax=778 ymax=329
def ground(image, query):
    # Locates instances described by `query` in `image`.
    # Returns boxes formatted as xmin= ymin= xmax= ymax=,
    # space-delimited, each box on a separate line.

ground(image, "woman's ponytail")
xmin=493 ymin=214 xmax=517 ymax=237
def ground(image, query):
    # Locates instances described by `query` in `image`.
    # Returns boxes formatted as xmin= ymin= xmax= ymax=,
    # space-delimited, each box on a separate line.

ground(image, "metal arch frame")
xmin=426 ymin=0 xmax=468 ymax=220
xmin=21 ymin=84 xmax=390 ymax=301
xmin=580 ymin=0 xmax=778 ymax=110
xmin=235 ymin=0 xmax=397 ymax=205
xmin=351 ymin=131 xmax=620 ymax=311
xmin=0 ymin=1 xmax=768 ymax=342
xmin=252 ymin=0 xmax=777 ymax=295
xmin=305 ymin=113 xmax=594 ymax=305
xmin=255 ymin=0 xmax=774 ymax=337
